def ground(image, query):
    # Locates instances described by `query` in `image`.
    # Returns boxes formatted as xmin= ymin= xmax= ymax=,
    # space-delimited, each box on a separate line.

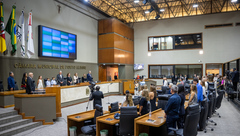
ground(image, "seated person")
xmin=139 ymin=89 xmax=150 ymax=116
xmin=46 ymin=78 xmax=51 ymax=87
xmin=164 ymin=85 xmax=181 ymax=132
xmin=122 ymin=93 xmax=134 ymax=107
xmin=51 ymin=77 xmax=57 ymax=85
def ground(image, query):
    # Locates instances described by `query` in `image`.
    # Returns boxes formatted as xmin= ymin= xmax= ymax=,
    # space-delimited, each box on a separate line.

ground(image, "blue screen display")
xmin=38 ymin=25 xmax=77 ymax=59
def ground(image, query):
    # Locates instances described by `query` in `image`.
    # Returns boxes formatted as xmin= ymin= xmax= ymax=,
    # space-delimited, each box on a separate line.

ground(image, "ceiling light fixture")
xmin=155 ymin=15 xmax=160 ymax=19
xmin=134 ymin=0 xmax=140 ymax=3
xmin=231 ymin=0 xmax=237 ymax=2
xmin=193 ymin=4 xmax=198 ymax=8
xmin=145 ymin=11 xmax=150 ymax=14
xmin=160 ymin=9 xmax=165 ymax=12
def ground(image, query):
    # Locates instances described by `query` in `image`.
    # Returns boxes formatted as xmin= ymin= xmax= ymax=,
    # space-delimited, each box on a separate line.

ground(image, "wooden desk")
xmin=185 ymin=94 xmax=190 ymax=100
xmin=184 ymin=101 xmax=189 ymax=109
xmin=96 ymin=111 xmax=120 ymax=136
xmin=108 ymin=103 xmax=140 ymax=111
xmin=134 ymin=109 xmax=167 ymax=136
xmin=67 ymin=110 xmax=109 ymax=136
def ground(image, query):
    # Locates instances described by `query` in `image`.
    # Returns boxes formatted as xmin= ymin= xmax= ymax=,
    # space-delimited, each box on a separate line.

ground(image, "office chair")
xmin=157 ymin=95 xmax=169 ymax=110
xmin=81 ymin=104 xmax=103 ymax=135
xmin=115 ymin=106 xmax=138 ymax=136
xmin=184 ymin=84 xmax=190 ymax=94
xmin=168 ymin=104 xmax=200 ymax=136
xmin=0 ymin=80 xmax=4 ymax=92
xmin=110 ymin=102 xmax=119 ymax=113
xmin=208 ymin=82 xmax=214 ymax=89
xmin=14 ymin=81 xmax=19 ymax=90
xmin=185 ymin=81 xmax=190 ymax=84
xmin=162 ymin=86 xmax=167 ymax=94
xmin=199 ymin=98 xmax=208 ymax=133
xmin=206 ymin=92 xmax=216 ymax=131
xmin=63 ymin=78 xmax=67 ymax=86
xmin=133 ymin=96 xmax=141 ymax=106
xmin=214 ymin=90 xmax=225 ymax=118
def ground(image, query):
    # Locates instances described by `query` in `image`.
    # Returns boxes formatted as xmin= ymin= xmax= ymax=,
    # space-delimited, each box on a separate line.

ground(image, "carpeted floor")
xmin=13 ymin=96 xmax=240 ymax=136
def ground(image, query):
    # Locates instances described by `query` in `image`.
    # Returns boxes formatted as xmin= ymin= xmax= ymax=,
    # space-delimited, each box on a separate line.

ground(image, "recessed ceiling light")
xmin=199 ymin=50 xmax=203 ymax=54
xmin=145 ymin=11 xmax=150 ymax=14
xmin=148 ymin=53 xmax=151 ymax=56
xmin=193 ymin=4 xmax=198 ymax=8
xmin=134 ymin=0 xmax=140 ymax=3
xmin=160 ymin=9 xmax=165 ymax=12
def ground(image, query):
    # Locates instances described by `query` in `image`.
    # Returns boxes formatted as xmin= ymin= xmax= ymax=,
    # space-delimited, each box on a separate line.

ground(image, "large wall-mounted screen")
xmin=38 ymin=25 xmax=77 ymax=59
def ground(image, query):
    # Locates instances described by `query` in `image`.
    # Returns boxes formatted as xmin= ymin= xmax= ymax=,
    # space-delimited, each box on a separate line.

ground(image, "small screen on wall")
xmin=38 ymin=25 xmax=77 ymax=59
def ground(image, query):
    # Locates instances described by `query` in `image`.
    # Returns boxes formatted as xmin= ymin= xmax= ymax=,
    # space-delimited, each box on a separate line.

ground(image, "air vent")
xmin=205 ymin=23 xmax=233 ymax=29
xmin=236 ymin=22 xmax=240 ymax=26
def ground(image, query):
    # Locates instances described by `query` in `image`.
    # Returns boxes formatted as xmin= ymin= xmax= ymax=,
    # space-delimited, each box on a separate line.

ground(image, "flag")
xmin=27 ymin=12 xmax=34 ymax=58
xmin=5 ymin=5 xmax=17 ymax=54
xmin=17 ymin=10 xmax=25 ymax=57
xmin=0 ymin=2 xmax=6 ymax=53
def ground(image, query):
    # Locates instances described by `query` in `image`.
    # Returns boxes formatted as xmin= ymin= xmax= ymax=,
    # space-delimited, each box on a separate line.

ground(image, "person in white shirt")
xmin=163 ymin=77 xmax=168 ymax=86
xmin=37 ymin=76 xmax=44 ymax=89
xmin=201 ymin=79 xmax=207 ymax=98
xmin=134 ymin=81 xmax=139 ymax=96
xmin=73 ymin=73 xmax=78 ymax=84
xmin=46 ymin=78 xmax=51 ymax=87
xmin=204 ymin=78 xmax=208 ymax=90
xmin=51 ymin=77 xmax=57 ymax=85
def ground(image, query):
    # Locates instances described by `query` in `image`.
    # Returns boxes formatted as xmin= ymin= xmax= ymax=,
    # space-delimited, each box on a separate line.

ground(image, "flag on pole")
xmin=0 ymin=2 xmax=6 ymax=53
xmin=5 ymin=5 xmax=17 ymax=54
xmin=27 ymin=12 xmax=34 ymax=58
xmin=17 ymin=10 xmax=25 ymax=57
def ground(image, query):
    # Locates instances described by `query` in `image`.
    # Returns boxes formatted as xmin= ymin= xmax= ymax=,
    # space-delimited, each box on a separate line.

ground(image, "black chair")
xmin=110 ymin=102 xmax=119 ymax=113
xmin=133 ymin=96 xmax=141 ymax=106
xmin=168 ymin=104 xmax=200 ymax=136
xmin=63 ymin=78 xmax=67 ymax=86
xmin=116 ymin=106 xmax=138 ymax=135
xmin=208 ymin=82 xmax=214 ymax=89
xmin=0 ymin=80 xmax=4 ymax=92
xmin=14 ymin=81 xmax=19 ymax=90
xmin=214 ymin=90 xmax=225 ymax=118
xmin=206 ymin=93 xmax=216 ymax=131
xmin=184 ymin=84 xmax=190 ymax=94
xmin=81 ymin=104 xmax=103 ymax=135
xmin=157 ymin=95 xmax=169 ymax=110
xmin=199 ymin=99 xmax=208 ymax=132
xmin=44 ymin=78 xmax=47 ymax=87
xmin=185 ymin=81 xmax=190 ymax=84
xmin=162 ymin=86 xmax=167 ymax=94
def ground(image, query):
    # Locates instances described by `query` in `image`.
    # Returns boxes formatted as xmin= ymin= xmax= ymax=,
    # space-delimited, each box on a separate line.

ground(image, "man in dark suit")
xmin=231 ymin=68 xmax=239 ymax=91
xmin=26 ymin=72 xmax=35 ymax=94
xmin=87 ymin=71 xmax=93 ymax=82
xmin=171 ymin=73 xmax=175 ymax=83
xmin=56 ymin=71 xmax=64 ymax=86
xmin=89 ymin=86 xmax=104 ymax=109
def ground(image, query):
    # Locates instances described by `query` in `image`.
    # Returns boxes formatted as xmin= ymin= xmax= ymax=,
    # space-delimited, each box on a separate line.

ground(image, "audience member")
xmin=163 ymin=77 xmax=168 ymax=86
xmin=188 ymin=84 xmax=198 ymax=105
xmin=89 ymin=86 xmax=104 ymax=109
xmin=221 ymin=76 xmax=226 ymax=90
xmin=174 ymin=74 xmax=178 ymax=83
xmin=57 ymin=71 xmax=64 ymax=86
xmin=7 ymin=72 xmax=15 ymax=91
xmin=164 ymin=85 xmax=181 ymax=132
xmin=139 ymin=89 xmax=150 ymax=116
xmin=134 ymin=81 xmax=139 ymax=96
xmin=149 ymin=86 xmax=157 ymax=111
xmin=67 ymin=73 xmax=72 ymax=86
xmin=51 ymin=77 xmax=57 ymax=85
xmin=82 ymin=74 xmax=87 ymax=82
xmin=180 ymin=78 xmax=184 ymax=85
xmin=73 ymin=73 xmax=78 ymax=84
xmin=171 ymin=73 xmax=175 ymax=83
xmin=114 ymin=72 xmax=118 ymax=80
xmin=177 ymin=84 xmax=185 ymax=129
xmin=231 ymin=68 xmax=239 ymax=91
xmin=122 ymin=93 xmax=134 ymax=107
xmin=136 ymin=74 xmax=140 ymax=80
xmin=201 ymin=80 xmax=207 ymax=99
xmin=46 ymin=78 xmax=51 ymax=87
xmin=168 ymin=83 xmax=173 ymax=94
xmin=26 ymin=72 xmax=35 ymax=94
xmin=37 ymin=76 xmax=44 ymax=89
xmin=122 ymin=90 xmax=130 ymax=106
xmin=204 ymin=78 xmax=209 ymax=90
xmin=87 ymin=71 xmax=93 ymax=82
xmin=193 ymin=78 xmax=203 ymax=103
xmin=184 ymin=75 xmax=188 ymax=81
xmin=21 ymin=72 xmax=27 ymax=89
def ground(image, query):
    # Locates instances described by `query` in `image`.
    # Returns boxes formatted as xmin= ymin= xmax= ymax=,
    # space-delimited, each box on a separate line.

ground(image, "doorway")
xmin=98 ymin=65 xmax=119 ymax=82
xmin=205 ymin=63 xmax=223 ymax=76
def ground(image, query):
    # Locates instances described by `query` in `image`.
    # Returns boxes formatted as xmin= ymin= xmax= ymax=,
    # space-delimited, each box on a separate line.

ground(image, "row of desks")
xmin=68 ymin=101 xmax=189 ymax=136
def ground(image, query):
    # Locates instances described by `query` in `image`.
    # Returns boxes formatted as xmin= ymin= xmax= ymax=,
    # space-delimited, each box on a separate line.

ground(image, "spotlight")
xmin=145 ymin=11 xmax=150 ymax=14
xmin=155 ymin=14 xmax=160 ymax=19
xmin=160 ymin=9 xmax=165 ymax=12
xmin=134 ymin=0 xmax=139 ymax=3
xmin=231 ymin=0 xmax=237 ymax=2
xmin=193 ymin=4 xmax=198 ymax=8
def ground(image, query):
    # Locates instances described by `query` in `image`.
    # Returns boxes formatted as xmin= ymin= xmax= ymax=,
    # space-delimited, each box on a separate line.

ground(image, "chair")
xmin=43 ymin=78 xmax=47 ymax=87
xmin=184 ymin=84 xmax=190 ymax=94
xmin=206 ymin=93 xmax=216 ymax=131
xmin=0 ymin=80 xmax=4 ymax=92
xmin=162 ymin=86 xmax=167 ymax=94
xmin=116 ymin=106 xmax=138 ymax=135
xmin=132 ymin=96 xmax=141 ymax=106
xmin=185 ymin=81 xmax=190 ymax=84
xmin=214 ymin=90 xmax=225 ymax=118
xmin=14 ymin=81 xmax=19 ymax=90
xmin=199 ymin=99 xmax=208 ymax=132
xmin=157 ymin=95 xmax=169 ymax=110
xmin=168 ymin=104 xmax=200 ymax=136
xmin=208 ymin=82 xmax=214 ymax=89
xmin=81 ymin=104 xmax=103 ymax=135
xmin=110 ymin=102 xmax=119 ymax=113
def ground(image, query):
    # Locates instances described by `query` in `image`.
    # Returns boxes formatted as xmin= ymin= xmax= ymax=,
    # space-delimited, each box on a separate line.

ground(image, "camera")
xmin=88 ymin=81 xmax=96 ymax=93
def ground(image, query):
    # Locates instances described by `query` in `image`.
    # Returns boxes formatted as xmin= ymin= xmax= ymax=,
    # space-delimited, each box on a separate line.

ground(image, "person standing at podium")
xmin=89 ymin=86 xmax=104 ymax=109
xmin=57 ymin=71 xmax=64 ymax=86
xmin=26 ymin=72 xmax=35 ymax=94
xmin=87 ymin=71 xmax=93 ymax=82
xmin=7 ymin=72 xmax=15 ymax=91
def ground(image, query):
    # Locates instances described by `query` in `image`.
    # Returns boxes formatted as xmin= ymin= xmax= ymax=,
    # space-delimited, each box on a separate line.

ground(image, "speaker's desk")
xmin=96 ymin=111 xmax=120 ymax=136
xmin=67 ymin=110 xmax=109 ymax=136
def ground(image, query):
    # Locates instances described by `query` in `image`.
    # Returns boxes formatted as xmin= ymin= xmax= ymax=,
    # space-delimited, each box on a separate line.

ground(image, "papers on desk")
xmin=146 ymin=119 xmax=156 ymax=123
xmin=106 ymin=118 xmax=114 ymax=121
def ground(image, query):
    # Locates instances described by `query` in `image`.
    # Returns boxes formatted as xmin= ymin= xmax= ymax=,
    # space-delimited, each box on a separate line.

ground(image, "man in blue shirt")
xmin=7 ymin=72 xmax=15 ymax=91
xmin=165 ymin=85 xmax=181 ymax=132
xmin=193 ymin=77 xmax=203 ymax=103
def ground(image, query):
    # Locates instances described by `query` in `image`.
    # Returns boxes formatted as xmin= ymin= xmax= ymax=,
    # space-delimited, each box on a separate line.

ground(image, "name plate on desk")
xmin=75 ymin=116 xmax=81 ymax=118
xmin=106 ymin=118 xmax=114 ymax=121
xmin=146 ymin=119 xmax=156 ymax=123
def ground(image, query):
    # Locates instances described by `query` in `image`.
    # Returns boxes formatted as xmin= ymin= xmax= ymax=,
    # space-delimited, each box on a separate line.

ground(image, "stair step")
xmin=0 ymin=119 xmax=32 ymax=132
xmin=0 ymin=110 xmax=18 ymax=119
xmin=0 ymin=122 xmax=42 ymax=136
xmin=0 ymin=115 xmax=22 ymax=125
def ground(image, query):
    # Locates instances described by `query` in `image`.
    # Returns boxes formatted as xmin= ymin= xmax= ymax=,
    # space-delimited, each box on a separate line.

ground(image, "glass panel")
xmin=162 ymin=66 xmax=173 ymax=78
xmin=229 ymin=61 xmax=237 ymax=72
xmin=149 ymin=66 xmax=161 ymax=78
xmin=189 ymin=65 xmax=202 ymax=78
xmin=149 ymin=36 xmax=173 ymax=50
xmin=175 ymin=65 xmax=188 ymax=78
xmin=225 ymin=63 xmax=228 ymax=71
xmin=149 ymin=37 xmax=154 ymax=50
xmin=174 ymin=34 xmax=202 ymax=49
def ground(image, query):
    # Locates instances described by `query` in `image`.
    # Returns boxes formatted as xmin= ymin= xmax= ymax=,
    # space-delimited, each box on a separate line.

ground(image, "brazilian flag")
xmin=5 ymin=5 xmax=17 ymax=54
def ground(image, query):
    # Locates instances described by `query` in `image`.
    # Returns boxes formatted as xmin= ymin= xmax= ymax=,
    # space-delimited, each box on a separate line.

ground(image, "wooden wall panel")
xmin=114 ymin=49 xmax=134 ymax=65
xmin=98 ymin=49 xmax=114 ymax=63
xmin=112 ymin=19 xmax=134 ymax=40
xmin=114 ymin=34 xmax=134 ymax=53
xmin=98 ymin=19 xmax=112 ymax=34
xmin=98 ymin=34 xmax=114 ymax=49
xmin=98 ymin=65 xmax=107 ymax=82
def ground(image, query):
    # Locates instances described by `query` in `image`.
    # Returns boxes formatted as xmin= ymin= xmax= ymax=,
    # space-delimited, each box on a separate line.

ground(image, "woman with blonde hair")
xmin=188 ymin=84 xmax=198 ymax=105
xmin=122 ymin=94 xmax=134 ymax=107
xmin=139 ymin=89 xmax=150 ymax=115
xmin=149 ymin=86 xmax=157 ymax=111
xmin=201 ymin=79 xmax=207 ymax=98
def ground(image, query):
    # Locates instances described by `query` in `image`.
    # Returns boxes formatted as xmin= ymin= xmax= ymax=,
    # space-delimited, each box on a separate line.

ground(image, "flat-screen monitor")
xmin=134 ymin=64 xmax=144 ymax=70
xmin=38 ymin=25 xmax=77 ymax=59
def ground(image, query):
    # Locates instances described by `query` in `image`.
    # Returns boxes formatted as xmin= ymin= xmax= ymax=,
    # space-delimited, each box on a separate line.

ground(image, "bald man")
xmin=26 ymin=72 xmax=35 ymax=94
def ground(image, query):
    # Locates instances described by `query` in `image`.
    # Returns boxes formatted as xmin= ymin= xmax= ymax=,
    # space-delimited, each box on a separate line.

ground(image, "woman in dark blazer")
xmin=82 ymin=74 xmax=87 ymax=82
xmin=67 ymin=73 xmax=72 ymax=86
xmin=177 ymin=84 xmax=185 ymax=129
